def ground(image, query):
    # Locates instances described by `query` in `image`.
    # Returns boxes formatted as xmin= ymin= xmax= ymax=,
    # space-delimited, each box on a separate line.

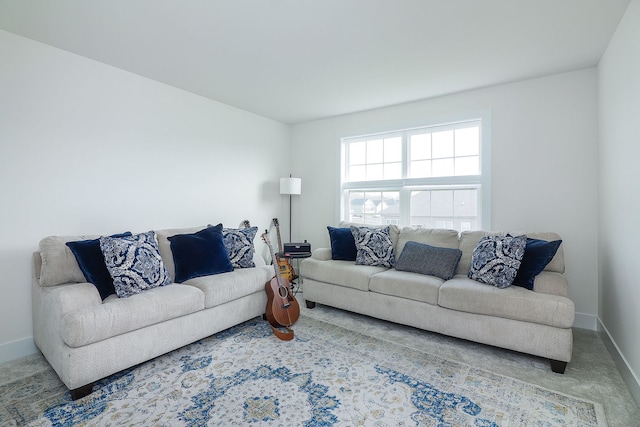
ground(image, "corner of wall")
xmin=598 ymin=318 xmax=640 ymax=407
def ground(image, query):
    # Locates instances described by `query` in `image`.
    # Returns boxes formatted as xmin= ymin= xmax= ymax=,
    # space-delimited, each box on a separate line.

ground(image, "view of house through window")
xmin=342 ymin=118 xmax=486 ymax=232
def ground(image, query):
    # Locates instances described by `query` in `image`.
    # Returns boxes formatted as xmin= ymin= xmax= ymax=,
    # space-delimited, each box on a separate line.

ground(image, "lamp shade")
xmin=280 ymin=177 xmax=301 ymax=195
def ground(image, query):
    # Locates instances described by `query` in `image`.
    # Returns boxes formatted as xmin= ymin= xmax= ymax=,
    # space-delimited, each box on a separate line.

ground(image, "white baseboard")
xmin=573 ymin=312 xmax=598 ymax=330
xmin=0 ymin=336 xmax=38 ymax=365
xmin=598 ymin=319 xmax=640 ymax=407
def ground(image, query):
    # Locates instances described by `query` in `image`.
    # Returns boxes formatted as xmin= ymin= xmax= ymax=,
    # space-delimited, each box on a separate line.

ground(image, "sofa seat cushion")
xmin=369 ymin=269 xmax=443 ymax=305
xmin=438 ymin=276 xmax=574 ymax=328
xmin=61 ymin=284 xmax=205 ymax=348
xmin=302 ymin=258 xmax=387 ymax=291
xmin=184 ymin=265 xmax=274 ymax=308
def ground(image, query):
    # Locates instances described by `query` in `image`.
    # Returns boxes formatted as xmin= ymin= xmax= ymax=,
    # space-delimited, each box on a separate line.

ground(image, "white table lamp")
xmin=280 ymin=176 xmax=301 ymax=242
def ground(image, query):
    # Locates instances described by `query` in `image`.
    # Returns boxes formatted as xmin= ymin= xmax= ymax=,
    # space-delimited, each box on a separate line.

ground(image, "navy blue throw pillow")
xmin=168 ymin=224 xmax=234 ymax=283
xmin=66 ymin=232 xmax=132 ymax=300
xmin=327 ymin=226 xmax=357 ymax=261
xmin=512 ymin=238 xmax=562 ymax=290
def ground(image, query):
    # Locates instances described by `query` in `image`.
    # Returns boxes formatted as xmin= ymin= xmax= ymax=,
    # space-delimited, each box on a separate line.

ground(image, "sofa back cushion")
xmin=396 ymin=227 xmax=460 ymax=257
xmin=457 ymin=231 xmax=564 ymax=276
xmin=39 ymin=225 xmax=266 ymax=287
xmin=39 ymin=234 xmax=104 ymax=287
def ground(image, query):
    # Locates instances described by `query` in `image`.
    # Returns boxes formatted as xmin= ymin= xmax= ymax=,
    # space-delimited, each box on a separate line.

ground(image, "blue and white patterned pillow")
xmin=350 ymin=226 xmax=395 ymax=267
xmin=100 ymin=231 xmax=172 ymax=298
xmin=468 ymin=234 xmax=527 ymax=289
xmin=222 ymin=226 xmax=258 ymax=268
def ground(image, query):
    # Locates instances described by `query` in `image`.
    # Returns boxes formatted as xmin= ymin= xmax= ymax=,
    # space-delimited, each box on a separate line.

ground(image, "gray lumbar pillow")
xmin=394 ymin=241 xmax=462 ymax=280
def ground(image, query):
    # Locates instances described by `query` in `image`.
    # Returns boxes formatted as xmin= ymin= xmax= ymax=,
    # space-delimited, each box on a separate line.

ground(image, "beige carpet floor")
xmin=1 ymin=292 xmax=638 ymax=426
xmin=296 ymin=294 xmax=640 ymax=427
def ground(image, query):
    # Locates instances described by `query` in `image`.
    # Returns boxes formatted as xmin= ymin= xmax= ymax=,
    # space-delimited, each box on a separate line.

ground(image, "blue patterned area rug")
xmin=25 ymin=316 xmax=606 ymax=426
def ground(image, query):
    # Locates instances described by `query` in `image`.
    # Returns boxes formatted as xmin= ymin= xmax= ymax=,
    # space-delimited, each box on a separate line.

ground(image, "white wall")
xmin=598 ymin=0 xmax=640 ymax=401
xmin=292 ymin=69 xmax=599 ymax=328
xmin=0 ymin=30 xmax=291 ymax=363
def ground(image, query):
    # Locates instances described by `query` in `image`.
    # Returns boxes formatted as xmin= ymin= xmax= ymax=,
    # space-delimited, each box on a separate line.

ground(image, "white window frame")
xmin=339 ymin=112 xmax=491 ymax=231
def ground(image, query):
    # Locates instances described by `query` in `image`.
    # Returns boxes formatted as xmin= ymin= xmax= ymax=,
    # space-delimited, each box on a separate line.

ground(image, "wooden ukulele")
xmin=262 ymin=231 xmax=300 ymax=340
xmin=271 ymin=218 xmax=296 ymax=282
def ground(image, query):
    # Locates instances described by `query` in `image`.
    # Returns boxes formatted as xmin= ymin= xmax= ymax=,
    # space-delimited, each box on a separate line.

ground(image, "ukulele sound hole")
xmin=278 ymin=286 xmax=289 ymax=298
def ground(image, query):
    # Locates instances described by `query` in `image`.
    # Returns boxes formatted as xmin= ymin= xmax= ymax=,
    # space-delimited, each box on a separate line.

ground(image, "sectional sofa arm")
xmin=311 ymin=248 xmax=332 ymax=261
xmin=38 ymin=282 xmax=103 ymax=315
xmin=532 ymin=271 xmax=571 ymax=298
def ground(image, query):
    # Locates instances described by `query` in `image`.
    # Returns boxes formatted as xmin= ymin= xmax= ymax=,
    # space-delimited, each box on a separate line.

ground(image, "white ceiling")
xmin=0 ymin=0 xmax=631 ymax=124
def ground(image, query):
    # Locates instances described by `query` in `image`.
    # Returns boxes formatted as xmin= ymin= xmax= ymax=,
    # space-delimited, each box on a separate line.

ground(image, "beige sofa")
xmin=32 ymin=225 xmax=273 ymax=399
xmin=301 ymin=225 xmax=575 ymax=373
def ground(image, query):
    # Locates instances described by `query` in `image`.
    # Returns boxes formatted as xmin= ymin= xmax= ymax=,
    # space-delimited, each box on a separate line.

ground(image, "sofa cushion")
xmin=302 ymin=258 xmax=387 ymax=291
xmin=468 ymin=234 xmax=527 ymax=288
xmin=223 ymin=226 xmax=259 ymax=268
xmin=394 ymin=241 xmax=462 ymax=280
xmin=369 ymin=269 xmax=443 ymax=305
xmin=169 ymin=225 xmax=233 ymax=283
xmin=438 ymin=276 xmax=575 ymax=328
xmin=512 ymin=238 xmax=562 ymax=290
xmin=100 ymin=231 xmax=172 ymax=298
xmin=327 ymin=226 xmax=357 ymax=261
xmin=66 ymin=232 xmax=132 ymax=300
xmin=39 ymin=235 xmax=99 ymax=287
xmin=396 ymin=227 xmax=460 ymax=256
xmin=351 ymin=226 xmax=395 ymax=267
xmin=61 ymin=284 xmax=205 ymax=348
xmin=184 ymin=265 xmax=274 ymax=308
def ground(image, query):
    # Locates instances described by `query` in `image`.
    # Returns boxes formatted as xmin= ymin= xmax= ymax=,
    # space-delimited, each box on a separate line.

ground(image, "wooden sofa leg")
xmin=550 ymin=360 xmax=567 ymax=374
xmin=305 ymin=300 xmax=316 ymax=309
xmin=70 ymin=383 xmax=94 ymax=400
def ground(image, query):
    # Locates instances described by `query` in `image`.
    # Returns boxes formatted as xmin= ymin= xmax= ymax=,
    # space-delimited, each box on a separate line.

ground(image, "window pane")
xmin=454 ymin=189 xmax=477 ymax=217
xmin=367 ymin=139 xmax=383 ymax=164
xmin=364 ymin=192 xmax=379 ymax=215
xmin=349 ymin=165 xmax=366 ymax=181
xmin=455 ymin=156 xmax=479 ymax=176
xmin=349 ymin=191 xmax=400 ymax=225
xmin=384 ymin=137 xmax=402 ymax=162
xmin=431 ymin=190 xmax=453 ymax=217
xmin=384 ymin=162 xmax=402 ymax=179
xmin=432 ymin=130 xmax=453 ymax=159
xmin=455 ymin=127 xmax=479 ymax=156
xmin=348 ymin=191 xmax=365 ymax=222
xmin=349 ymin=141 xmax=366 ymax=165
xmin=410 ymin=133 xmax=431 ymax=160
xmin=367 ymin=164 xmax=383 ymax=180
xmin=410 ymin=191 xmax=431 ymax=227
xmin=434 ymin=220 xmax=454 ymax=229
xmin=381 ymin=191 xmax=400 ymax=224
xmin=410 ymin=160 xmax=431 ymax=178
xmin=432 ymin=158 xmax=454 ymax=177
